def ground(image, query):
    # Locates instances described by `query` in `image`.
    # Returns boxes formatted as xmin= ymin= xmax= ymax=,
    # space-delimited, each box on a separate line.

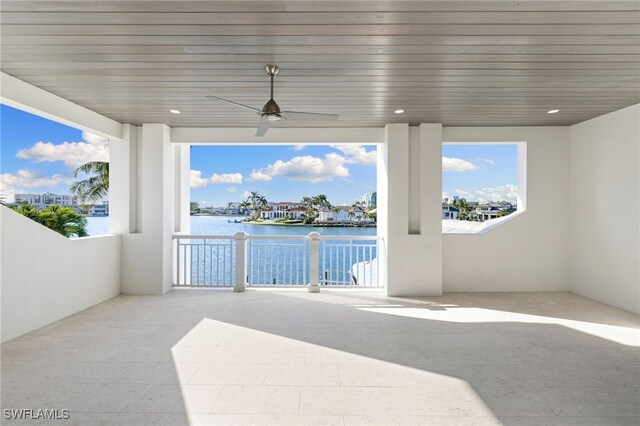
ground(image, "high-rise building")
xmin=363 ymin=192 xmax=377 ymax=208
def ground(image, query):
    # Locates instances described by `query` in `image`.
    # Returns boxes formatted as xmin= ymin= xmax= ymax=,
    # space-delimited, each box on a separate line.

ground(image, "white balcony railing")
xmin=172 ymin=233 xmax=382 ymax=291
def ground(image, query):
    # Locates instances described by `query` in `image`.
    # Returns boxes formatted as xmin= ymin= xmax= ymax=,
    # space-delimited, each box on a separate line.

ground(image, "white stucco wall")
xmin=442 ymin=127 xmax=571 ymax=292
xmin=383 ymin=124 xmax=443 ymax=296
xmin=569 ymin=104 xmax=640 ymax=314
xmin=0 ymin=206 xmax=121 ymax=342
xmin=120 ymin=124 xmax=175 ymax=295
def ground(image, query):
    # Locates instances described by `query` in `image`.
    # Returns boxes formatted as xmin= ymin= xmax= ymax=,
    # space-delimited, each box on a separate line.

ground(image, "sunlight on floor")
xmin=171 ymin=318 xmax=500 ymax=423
xmin=356 ymin=306 xmax=640 ymax=347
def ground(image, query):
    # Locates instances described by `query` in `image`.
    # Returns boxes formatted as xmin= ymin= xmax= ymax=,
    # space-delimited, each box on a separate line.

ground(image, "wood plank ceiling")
xmin=1 ymin=1 xmax=639 ymax=128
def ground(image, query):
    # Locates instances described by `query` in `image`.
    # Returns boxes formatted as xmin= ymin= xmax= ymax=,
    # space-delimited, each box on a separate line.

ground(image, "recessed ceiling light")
xmin=547 ymin=109 xmax=559 ymax=114
xmin=170 ymin=109 xmax=181 ymax=114
xmin=394 ymin=109 xmax=404 ymax=114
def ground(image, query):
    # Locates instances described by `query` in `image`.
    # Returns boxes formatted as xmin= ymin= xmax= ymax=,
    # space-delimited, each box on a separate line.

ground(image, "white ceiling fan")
xmin=207 ymin=65 xmax=339 ymax=137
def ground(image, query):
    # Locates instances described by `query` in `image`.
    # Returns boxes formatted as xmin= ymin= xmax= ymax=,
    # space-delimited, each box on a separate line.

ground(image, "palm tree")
xmin=246 ymin=191 xmax=268 ymax=219
xmin=314 ymin=194 xmax=331 ymax=209
xmin=331 ymin=206 xmax=341 ymax=220
xmin=247 ymin=191 xmax=261 ymax=208
xmin=300 ymin=196 xmax=314 ymax=208
xmin=347 ymin=208 xmax=356 ymax=221
xmin=453 ymin=197 xmax=471 ymax=221
xmin=239 ymin=200 xmax=251 ymax=216
xmin=70 ymin=161 xmax=109 ymax=203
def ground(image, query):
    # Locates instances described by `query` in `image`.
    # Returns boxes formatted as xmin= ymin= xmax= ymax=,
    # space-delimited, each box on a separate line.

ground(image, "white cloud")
xmin=292 ymin=144 xmax=305 ymax=151
xmin=455 ymin=184 xmax=518 ymax=203
xmin=16 ymin=131 xmax=109 ymax=169
xmin=210 ymin=173 xmax=243 ymax=184
xmin=226 ymin=186 xmax=237 ymax=193
xmin=241 ymin=191 xmax=252 ymax=199
xmin=0 ymin=169 xmax=71 ymax=189
xmin=248 ymin=170 xmax=273 ymax=182
xmin=442 ymin=191 xmax=451 ymax=200
xmin=190 ymin=169 xmax=209 ymax=188
xmin=191 ymin=170 xmax=243 ymax=188
xmin=0 ymin=169 xmax=73 ymax=202
xmin=332 ymin=145 xmax=376 ymax=166
xmin=442 ymin=157 xmax=477 ymax=172
xmin=248 ymin=153 xmax=349 ymax=183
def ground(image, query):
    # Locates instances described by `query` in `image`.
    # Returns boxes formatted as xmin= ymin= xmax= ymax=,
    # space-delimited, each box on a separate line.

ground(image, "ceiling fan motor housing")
xmin=265 ymin=65 xmax=280 ymax=76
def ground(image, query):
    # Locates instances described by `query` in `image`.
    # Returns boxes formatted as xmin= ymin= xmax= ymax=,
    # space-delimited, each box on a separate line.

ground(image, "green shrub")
xmin=12 ymin=204 xmax=88 ymax=238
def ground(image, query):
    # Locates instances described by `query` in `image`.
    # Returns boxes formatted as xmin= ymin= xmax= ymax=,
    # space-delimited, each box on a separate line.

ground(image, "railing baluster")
xmin=172 ymin=234 xmax=381 ymax=289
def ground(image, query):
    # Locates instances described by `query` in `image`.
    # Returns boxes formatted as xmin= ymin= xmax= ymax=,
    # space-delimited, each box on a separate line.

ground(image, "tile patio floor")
xmin=1 ymin=290 xmax=638 ymax=425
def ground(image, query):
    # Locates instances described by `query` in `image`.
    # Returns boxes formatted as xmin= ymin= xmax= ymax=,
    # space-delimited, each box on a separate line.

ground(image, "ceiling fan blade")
xmin=281 ymin=111 xmax=339 ymax=121
xmin=207 ymin=95 xmax=261 ymax=114
xmin=255 ymin=117 xmax=273 ymax=137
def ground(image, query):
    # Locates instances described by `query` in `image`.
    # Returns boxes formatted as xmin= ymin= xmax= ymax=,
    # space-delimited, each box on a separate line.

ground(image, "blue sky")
xmin=1 ymin=104 xmax=109 ymax=202
xmin=442 ymin=144 xmax=518 ymax=203
xmin=191 ymin=144 xmax=377 ymax=207
xmin=1 ymin=103 xmax=518 ymax=205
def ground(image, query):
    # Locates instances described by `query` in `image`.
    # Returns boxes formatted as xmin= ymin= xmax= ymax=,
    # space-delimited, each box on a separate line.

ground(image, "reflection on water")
xmin=86 ymin=215 xmax=377 ymax=237
xmin=190 ymin=215 xmax=377 ymax=237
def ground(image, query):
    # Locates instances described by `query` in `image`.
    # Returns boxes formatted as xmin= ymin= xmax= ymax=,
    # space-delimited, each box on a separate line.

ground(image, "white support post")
xmin=234 ymin=232 xmax=248 ymax=292
xmin=308 ymin=232 xmax=320 ymax=293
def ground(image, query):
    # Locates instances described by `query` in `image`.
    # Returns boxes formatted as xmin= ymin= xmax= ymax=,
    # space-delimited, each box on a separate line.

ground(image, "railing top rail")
xmin=172 ymin=234 xmax=382 ymax=241
xmin=247 ymin=235 xmax=307 ymax=241
xmin=317 ymin=235 xmax=381 ymax=241
xmin=172 ymin=234 xmax=235 ymax=240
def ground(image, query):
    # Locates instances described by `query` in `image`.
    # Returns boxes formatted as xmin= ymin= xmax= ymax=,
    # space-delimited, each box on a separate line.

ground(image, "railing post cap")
xmin=308 ymin=232 xmax=320 ymax=239
xmin=234 ymin=231 xmax=248 ymax=239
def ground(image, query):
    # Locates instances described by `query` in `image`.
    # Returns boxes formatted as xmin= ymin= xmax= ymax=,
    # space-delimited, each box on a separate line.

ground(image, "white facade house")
xmin=0 ymin=3 xmax=639 ymax=423
xmin=441 ymin=202 xmax=459 ymax=220
xmin=317 ymin=206 xmax=370 ymax=222
xmin=88 ymin=201 xmax=109 ymax=217
xmin=14 ymin=192 xmax=77 ymax=209
xmin=260 ymin=202 xmax=305 ymax=220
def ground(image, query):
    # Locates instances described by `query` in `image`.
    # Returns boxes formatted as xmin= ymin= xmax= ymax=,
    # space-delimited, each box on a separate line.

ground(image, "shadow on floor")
xmin=1 ymin=290 xmax=639 ymax=425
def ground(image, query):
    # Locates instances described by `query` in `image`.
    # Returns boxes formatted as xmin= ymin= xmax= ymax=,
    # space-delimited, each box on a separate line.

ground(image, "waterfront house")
xmin=441 ymin=202 xmax=460 ymax=220
xmin=317 ymin=205 xmax=369 ymax=222
xmin=88 ymin=201 xmax=109 ymax=217
xmin=260 ymin=202 xmax=305 ymax=220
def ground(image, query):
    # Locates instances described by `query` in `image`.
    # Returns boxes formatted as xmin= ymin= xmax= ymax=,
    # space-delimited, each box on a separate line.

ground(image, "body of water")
xmin=86 ymin=216 xmax=109 ymax=236
xmin=190 ymin=215 xmax=377 ymax=237
xmin=87 ymin=216 xmax=379 ymax=287
xmin=87 ymin=215 xmax=377 ymax=237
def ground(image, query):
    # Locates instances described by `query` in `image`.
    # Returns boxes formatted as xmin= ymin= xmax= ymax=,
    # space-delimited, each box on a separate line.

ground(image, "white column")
xmin=383 ymin=123 xmax=443 ymax=296
xmin=121 ymin=124 xmax=174 ymax=295
xmin=308 ymin=232 xmax=320 ymax=293
xmin=109 ymin=124 xmax=137 ymax=234
xmin=174 ymin=144 xmax=190 ymax=234
xmin=234 ymin=232 xmax=248 ymax=292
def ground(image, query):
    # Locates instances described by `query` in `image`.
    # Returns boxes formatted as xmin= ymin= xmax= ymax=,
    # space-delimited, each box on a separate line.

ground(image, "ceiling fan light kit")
xmin=207 ymin=64 xmax=339 ymax=137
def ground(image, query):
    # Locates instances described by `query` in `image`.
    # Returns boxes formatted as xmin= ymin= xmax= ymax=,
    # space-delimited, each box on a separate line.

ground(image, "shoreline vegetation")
xmin=193 ymin=191 xmax=377 ymax=228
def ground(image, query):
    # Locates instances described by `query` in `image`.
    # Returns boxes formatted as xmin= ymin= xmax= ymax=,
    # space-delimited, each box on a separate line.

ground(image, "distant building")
xmin=442 ymin=202 xmax=459 ymax=220
xmin=260 ymin=202 xmax=305 ymax=220
xmin=469 ymin=203 xmax=515 ymax=222
xmin=88 ymin=201 xmax=109 ymax=217
xmin=363 ymin=192 xmax=377 ymax=208
xmin=15 ymin=192 xmax=77 ymax=209
xmin=317 ymin=206 xmax=371 ymax=222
